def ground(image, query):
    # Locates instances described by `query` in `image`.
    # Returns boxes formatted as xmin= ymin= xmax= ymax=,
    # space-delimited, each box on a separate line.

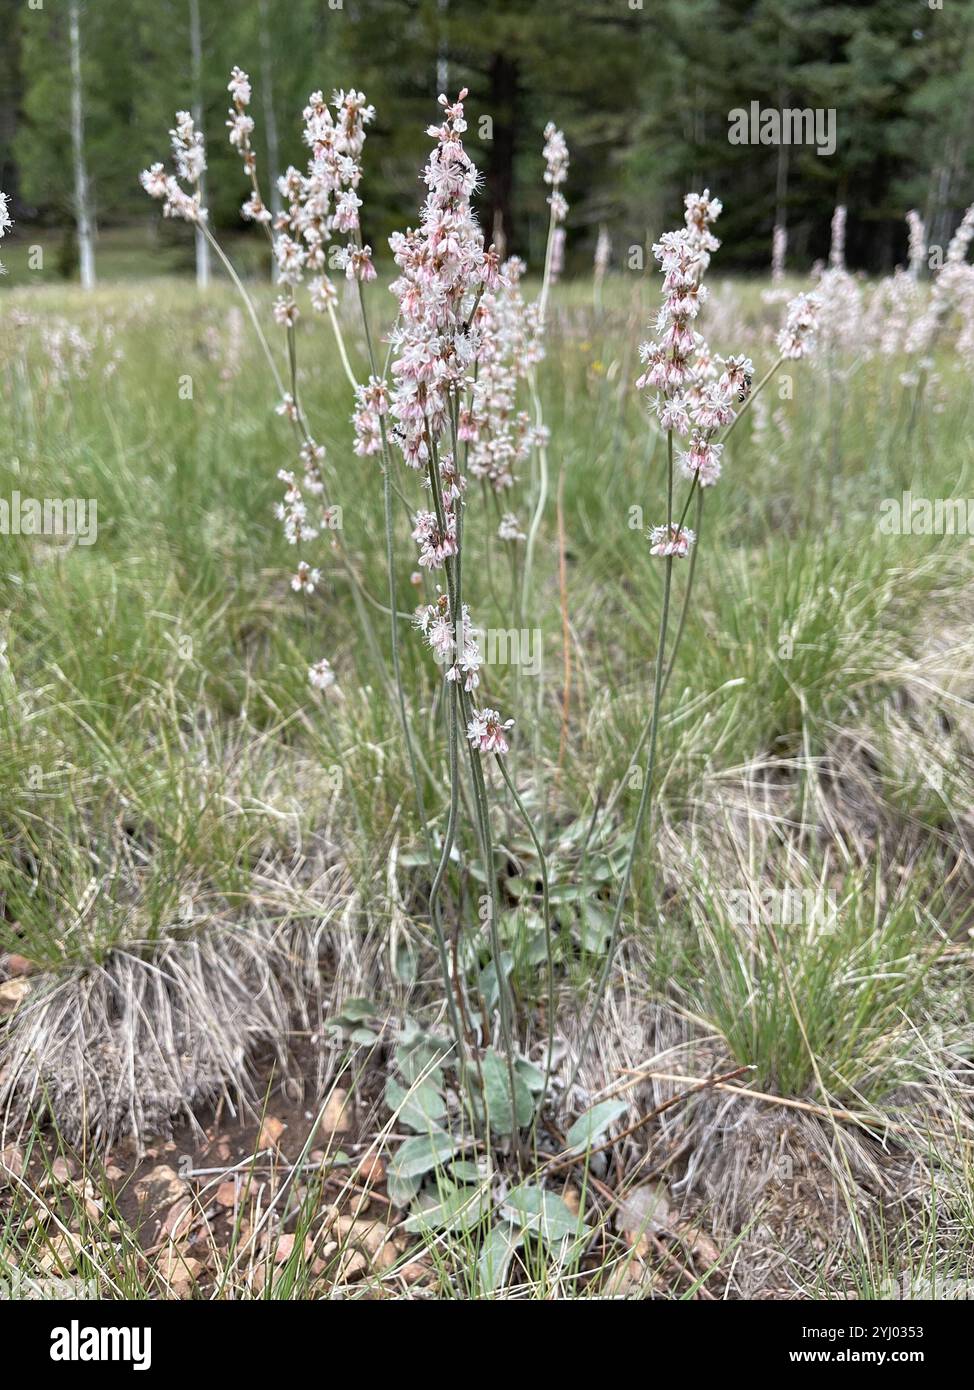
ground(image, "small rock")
xmin=214 ymin=1180 xmax=238 ymax=1208
xmin=0 ymin=979 xmax=31 ymax=1014
xmin=0 ymin=1145 xmax=25 ymax=1186
xmin=134 ymin=1163 xmax=188 ymax=1209
xmin=258 ymin=1116 xmax=286 ymax=1150
xmin=161 ymin=1198 xmax=196 ymax=1240
xmin=355 ymin=1154 xmax=385 ymax=1186
xmin=158 ymin=1248 xmax=203 ymax=1299
xmin=335 ymin=1248 xmax=367 ymax=1282
xmin=616 ymin=1182 xmax=673 ymax=1242
xmin=333 ymin=1213 xmax=400 ymax=1271
xmin=5 ymin=954 xmax=37 ymax=978
xmin=317 ymin=1088 xmax=351 ymax=1138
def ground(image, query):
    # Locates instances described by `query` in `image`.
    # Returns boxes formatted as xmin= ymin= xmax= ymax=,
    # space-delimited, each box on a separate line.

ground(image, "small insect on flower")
xmin=466 ymin=707 xmax=515 ymax=755
xmin=308 ymin=657 xmax=337 ymax=691
xmin=291 ymin=560 xmax=321 ymax=594
xmin=648 ymin=524 xmax=696 ymax=558
xmin=718 ymin=354 xmax=754 ymax=402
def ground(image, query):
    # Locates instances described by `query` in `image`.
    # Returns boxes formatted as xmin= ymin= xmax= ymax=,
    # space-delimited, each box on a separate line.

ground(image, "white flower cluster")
xmin=464 ymin=257 xmax=546 ymax=493
xmin=140 ymin=111 xmax=208 ymax=223
xmin=542 ymin=122 xmax=569 ymax=224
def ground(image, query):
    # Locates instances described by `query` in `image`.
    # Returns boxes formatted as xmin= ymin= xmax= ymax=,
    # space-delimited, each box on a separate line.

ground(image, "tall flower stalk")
xmin=568 ymin=196 xmax=821 ymax=1092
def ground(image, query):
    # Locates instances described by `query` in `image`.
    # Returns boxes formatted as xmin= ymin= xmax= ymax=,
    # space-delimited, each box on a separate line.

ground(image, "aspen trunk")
xmin=189 ymin=0 xmax=210 ymax=289
xmin=258 ymin=0 xmax=282 ymax=217
xmin=68 ymin=0 xmax=95 ymax=290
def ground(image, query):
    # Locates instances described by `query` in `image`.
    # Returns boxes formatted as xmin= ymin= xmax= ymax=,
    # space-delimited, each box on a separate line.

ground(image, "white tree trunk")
xmin=68 ymin=0 xmax=95 ymax=290
xmin=436 ymin=0 xmax=449 ymax=93
xmin=189 ymin=0 xmax=210 ymax=289
xmin=258 ymin=0 xmax=282 ymax=217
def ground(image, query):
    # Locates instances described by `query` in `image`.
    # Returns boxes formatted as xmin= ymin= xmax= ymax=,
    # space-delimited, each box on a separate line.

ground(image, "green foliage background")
xmin=1 ymin=0 xmax=973 ymax=270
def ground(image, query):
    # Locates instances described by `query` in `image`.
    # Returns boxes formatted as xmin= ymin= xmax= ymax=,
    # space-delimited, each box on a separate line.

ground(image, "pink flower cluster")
xmin=649 ymin=524 xmax=696 ymax=558
xmin=140 ymin=112 xmax=207 ymax=223
xmin=635 ymin=191 xmax=749 ymax=555
xmin=271 ymin=88 xmax=375 ymax=288
xmin=387 ymin=90 xmax=499 ymax=471
xmin=414 ymin=590 xmax=483 ymax=691
xmin=906 ymin=202 xmax=974 ymax=358
xmin=466 ymin=707 xmax=514 ymax=755
xmin=225 ymin=67 xmax=273 ymax=225
xmin=776 ymin=291 xmax=823 ymax=359
xmin=464 ymin=257 xmax=546 ymax=492
xmin=543 ymin=123 xmax=569 ymax=225
xmin=352 ymin=376 xmax=389 ymax=457
xmin=636 ymin=192 xmax=735 ymax=437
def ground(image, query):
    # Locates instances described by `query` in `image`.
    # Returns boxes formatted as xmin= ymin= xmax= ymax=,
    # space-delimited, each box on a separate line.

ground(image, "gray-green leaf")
xmin=503 ymin=1183 xmax=589 ymax=1242
xmin=385 ymin=1075 xmax=447 ymax=1132
xmin=482 ymin=1047 xmax=535 ymax=1135
xmin=403 ymin=1181 xmax=490 ymax=1235
xmin=478 ymin=1222 xmax=523 ymax=1292
xmin=388 ymin=1130 xmax=459 ymax=1183
xmin=564 ymin=1099 xmax=629 ymax=1154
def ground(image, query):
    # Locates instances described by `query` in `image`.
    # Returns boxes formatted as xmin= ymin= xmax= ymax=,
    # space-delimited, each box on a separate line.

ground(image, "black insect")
xmin=738 ymin=373 xmax=753 ymax=402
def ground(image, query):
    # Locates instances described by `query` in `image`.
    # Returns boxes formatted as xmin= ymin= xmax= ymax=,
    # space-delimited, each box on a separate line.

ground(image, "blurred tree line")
xmin=1 ymin=0 xmax=973 ymax=277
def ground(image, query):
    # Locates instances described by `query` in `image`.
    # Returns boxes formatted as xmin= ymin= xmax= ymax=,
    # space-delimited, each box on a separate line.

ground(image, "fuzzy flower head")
xmin=387 ymin=91 xmax=496 ymax=468
xmin=636 ymin=193 xmax=735 ymax=442
xmin=466 ymin=707 xmax=514 ymax=755
xmin=906 ymin=210 xmax=926 ymax=280
xmin=411 ymin=508 xmax=458 ymax=569
xmin=352 ymin=375 xmax=389 ymax=457
xmin=140 ymin=111 xmax=208 ymax=223
xmin=498 ymin=512 xmax=525 ymax=542
xmin=776 ymin=292 xmax=822 ymax=360
xmin=291 ymin=560 xmax=321 ymax=594
xmin=543 ymin=123 xmax=569 ymax=224
xmin=228 ymin=66 xmax=252 ymax=107
xmin=678 ymin=431 xmax=723 ymax=487
xmin=308 ymin=657 xmax=337 ymax=691
xmin=170 ymin=111 xmax=207 ymax=185
xmin=683 ymin=189 xmax=722 ymax=263
xmin=648 ymin=523 xmax=695 ymax=558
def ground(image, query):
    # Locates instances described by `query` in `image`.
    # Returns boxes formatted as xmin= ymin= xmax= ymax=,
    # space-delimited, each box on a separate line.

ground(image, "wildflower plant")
xmin=568 ymin=193 xmax=821 ymax=1082
xmin=140 ymin=76 xmax=821 ymax=1181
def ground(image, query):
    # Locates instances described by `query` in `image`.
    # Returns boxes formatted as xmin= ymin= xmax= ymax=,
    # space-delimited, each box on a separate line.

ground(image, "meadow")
xmin=1 ymin=212 xmax=974 ymax=1298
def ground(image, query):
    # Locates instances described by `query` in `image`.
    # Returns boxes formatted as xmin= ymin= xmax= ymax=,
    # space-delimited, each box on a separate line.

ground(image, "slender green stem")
xmin=565 ymin=433 xmax=675 ymax=1097
xmin=459 ymin=685 xmax=524 ymax=1166
xmin=598 ymin=355 xmax=783 ymax=830
xmin=428 ymin=679 xmax=469 ymax=1091
xmin=661 ymin=485 xmax=703 ymax=697
xmin=200 ymin=222 xmax=284 ymax=396
xmin=496 ymin=754 xmax=554 ymax=1115
xmin=326 ymin=300 xmax=358 ymax=392
xmin=348 ymin=265 xmax=466 ymax=1069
